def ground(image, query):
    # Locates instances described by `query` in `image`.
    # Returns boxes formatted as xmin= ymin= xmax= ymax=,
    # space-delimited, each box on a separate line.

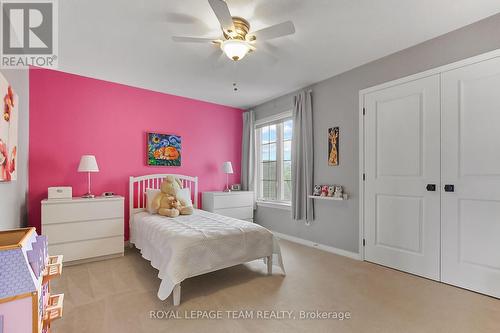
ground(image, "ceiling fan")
xmin=171 ymin=0 xmax=296 ymax=62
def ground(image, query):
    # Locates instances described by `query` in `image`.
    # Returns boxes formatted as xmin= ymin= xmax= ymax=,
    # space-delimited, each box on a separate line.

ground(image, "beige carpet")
xmin=50 ymin=240 xmax=500 ymax=333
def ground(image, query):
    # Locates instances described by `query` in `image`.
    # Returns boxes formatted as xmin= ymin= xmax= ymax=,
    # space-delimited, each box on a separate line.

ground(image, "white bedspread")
xmin=130 ymin=209 xmax=285 ymax=300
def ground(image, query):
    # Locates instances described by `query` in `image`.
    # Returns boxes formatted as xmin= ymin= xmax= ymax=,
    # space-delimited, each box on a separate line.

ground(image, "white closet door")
xmin=364 ymin=75 xmax=441 ymax=280
xmin=441 ymin=56 xmax=500 ymax=297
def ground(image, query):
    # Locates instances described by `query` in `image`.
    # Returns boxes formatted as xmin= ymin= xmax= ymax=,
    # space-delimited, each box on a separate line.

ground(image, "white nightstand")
xmin=41 ymin=196 xmax=124 ymax=264
xmin=202 ymin=191 xmax=254 ymax=222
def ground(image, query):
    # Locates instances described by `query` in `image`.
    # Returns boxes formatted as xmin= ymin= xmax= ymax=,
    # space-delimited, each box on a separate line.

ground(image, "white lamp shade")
xmin=222 ymin=161 xmax=233 ymax=174
xmin=78 ymin=155 xmax=99 ymax=172
xmin=220 ymin=39 xmax=251 ymax=61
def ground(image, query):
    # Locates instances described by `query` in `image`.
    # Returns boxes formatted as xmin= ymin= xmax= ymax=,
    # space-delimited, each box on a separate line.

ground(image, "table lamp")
xmin=222 ymin=161 xmax=233 ymax=192
xmin=78 ymin=155 xmax=99 ymax=198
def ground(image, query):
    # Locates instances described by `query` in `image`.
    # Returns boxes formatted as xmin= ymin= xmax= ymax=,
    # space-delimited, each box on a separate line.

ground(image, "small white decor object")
xmin=77 ymin=155 xmax=99 ymax=198
xmin=327 ymin=185 xmax=335 ymax=197
xmin=48 ymin=186 xmax=72 ymax=199
xmin=333 ymin=185 xmax=343 ymax=198
xmin=313 ymin=185 xmax=322 ymax=196
xmin=222 ymin=161 xmax=233 ymax=192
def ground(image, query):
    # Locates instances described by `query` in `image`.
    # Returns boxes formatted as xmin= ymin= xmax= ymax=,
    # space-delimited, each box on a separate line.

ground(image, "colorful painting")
xmin=147 ymin=133 xmax=181 ymax=166
xmin=328 ymin=127 xmax=339 ymax=166
xmin=0 ymin=73 xmax=18 ymax=182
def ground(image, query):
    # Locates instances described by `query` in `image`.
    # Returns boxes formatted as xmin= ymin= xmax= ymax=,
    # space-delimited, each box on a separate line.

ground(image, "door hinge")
xmin=363 ymin=239 xmax=366 ymax=247
xmin=363 ymin=173 xmax=366 ymax=181
xmin=363 ymin=107 xmax=366 ymax=115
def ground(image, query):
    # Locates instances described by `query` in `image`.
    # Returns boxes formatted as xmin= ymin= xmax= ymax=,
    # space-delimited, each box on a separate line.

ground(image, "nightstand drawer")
xmin=48 ymin=236 xmax=123 ymax=262
xmin=213 ymin=206 xmax=253 ymax=220
xmin=44 ymin=218 xmax=123 ymax=244
xmin=42 ymin=199 xmax=124 ymax=224
xmin=212 ymin=193 xmax=253 ymax=209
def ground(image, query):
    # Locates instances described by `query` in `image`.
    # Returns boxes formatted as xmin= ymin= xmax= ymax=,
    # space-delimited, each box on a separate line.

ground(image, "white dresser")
xmin=202 ymin=191 xmax=254 ymax=222
xmin=41 ymin=196 xmax=124 ymax=264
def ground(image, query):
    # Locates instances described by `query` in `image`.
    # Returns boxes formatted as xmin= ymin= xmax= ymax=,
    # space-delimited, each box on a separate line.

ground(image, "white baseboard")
xmin=271 ymin=230 xmax=362 ymax=261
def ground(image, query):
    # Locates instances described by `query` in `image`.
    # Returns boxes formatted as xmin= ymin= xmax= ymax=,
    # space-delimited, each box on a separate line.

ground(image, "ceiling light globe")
xmin=221 ymin=39 xmax=251 ymax=61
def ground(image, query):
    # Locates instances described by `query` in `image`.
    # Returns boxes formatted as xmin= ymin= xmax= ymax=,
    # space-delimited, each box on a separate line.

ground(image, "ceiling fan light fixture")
xmin=221 ymin=39 xmax=251 ymax=61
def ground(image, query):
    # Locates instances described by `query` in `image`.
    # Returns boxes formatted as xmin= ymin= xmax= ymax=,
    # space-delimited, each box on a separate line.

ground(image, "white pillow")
xmin=176 ymin=188 xmax=193 ymax=207
xmin=146 ymin=188 xmax=161 ymax=214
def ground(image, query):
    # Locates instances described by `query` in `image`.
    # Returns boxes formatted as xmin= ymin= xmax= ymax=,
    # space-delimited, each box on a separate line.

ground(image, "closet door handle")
xmin=444 ymin=184 xmax=455 ymax=192
xmin=426 ymin=184 xmax=436 ymax=191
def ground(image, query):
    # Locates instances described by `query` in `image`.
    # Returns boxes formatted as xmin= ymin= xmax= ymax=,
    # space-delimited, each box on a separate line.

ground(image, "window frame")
xmin=254 ymin=111 xmax=293 ymax=208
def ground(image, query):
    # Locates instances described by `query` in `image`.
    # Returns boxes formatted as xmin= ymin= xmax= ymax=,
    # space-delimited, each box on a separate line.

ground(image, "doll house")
xmin=0 ymin=227 xmax=63 ymax=333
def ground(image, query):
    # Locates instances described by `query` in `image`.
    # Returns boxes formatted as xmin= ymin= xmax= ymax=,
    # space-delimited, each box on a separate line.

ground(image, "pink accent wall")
xmin=29 ymin=68 xmax=243 ymax=239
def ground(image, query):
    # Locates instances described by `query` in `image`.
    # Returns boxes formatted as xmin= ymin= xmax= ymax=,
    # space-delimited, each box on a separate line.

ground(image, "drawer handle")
xmin=426 ymin=184 xmax=436 ymax=192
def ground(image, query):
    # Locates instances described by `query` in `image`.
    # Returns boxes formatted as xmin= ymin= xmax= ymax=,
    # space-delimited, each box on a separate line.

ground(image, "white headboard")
xmin=129 ymin=174 xmax=198 ymax=217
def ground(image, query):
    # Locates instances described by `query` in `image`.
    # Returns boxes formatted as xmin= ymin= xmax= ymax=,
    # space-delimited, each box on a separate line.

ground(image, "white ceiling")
xmin=59 ymin=0 xmax=500 ymax=109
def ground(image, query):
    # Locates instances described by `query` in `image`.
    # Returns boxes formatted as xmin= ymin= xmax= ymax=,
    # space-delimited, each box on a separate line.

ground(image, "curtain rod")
xmin=245 ymin=89 xmax=313 ymax=112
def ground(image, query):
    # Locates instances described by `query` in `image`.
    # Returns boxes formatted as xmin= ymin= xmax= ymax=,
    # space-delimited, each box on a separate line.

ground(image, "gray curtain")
xmin=292 ymin=90 xmax=314 ymax=222
xmin=241 ymin=110 xmax=255 ymax=192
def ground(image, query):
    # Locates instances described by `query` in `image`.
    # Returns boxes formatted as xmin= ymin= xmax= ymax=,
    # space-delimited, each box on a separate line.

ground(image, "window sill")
xmin=256 ymin=200 xmax=291 ymax=211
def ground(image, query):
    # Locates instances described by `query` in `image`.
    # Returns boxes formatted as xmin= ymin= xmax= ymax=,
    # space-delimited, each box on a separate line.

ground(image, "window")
xmin=255 ymin=115 xmax=293 ymax=204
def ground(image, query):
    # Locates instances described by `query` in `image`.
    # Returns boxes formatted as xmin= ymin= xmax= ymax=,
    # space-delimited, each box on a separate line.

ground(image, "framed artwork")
xmin=328 ymin=127 xmax=339 ymax=166
xmin=0 ymin=73 xmax=18 ymax=182
xmin=147 ymin=132 xmax=181 ymax=166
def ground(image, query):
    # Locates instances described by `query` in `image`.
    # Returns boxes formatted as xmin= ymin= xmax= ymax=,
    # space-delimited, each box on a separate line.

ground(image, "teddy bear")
xmin=320 ymin=185 xmax=329 ymax=197
xmin=160 ymin=196 xmax=182 ymax=217
xmin=313 ymin=185 xmax=322 ymax=196
xmin=333 ymin=185 xmax=343 ymax=198
xmin=327 ymin=185 xmax=335 ymax=197
xmin=153 ymin=175 xmax=193 ymax=217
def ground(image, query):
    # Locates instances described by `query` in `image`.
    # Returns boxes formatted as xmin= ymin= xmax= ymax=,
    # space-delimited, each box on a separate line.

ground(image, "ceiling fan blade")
xmin=249 ymin=21 xmax=295 ymax=41
xmin=208 ymin=0 xmax=235 ymax=32
xmin=172 ymin=36 xmax=218 ymax=43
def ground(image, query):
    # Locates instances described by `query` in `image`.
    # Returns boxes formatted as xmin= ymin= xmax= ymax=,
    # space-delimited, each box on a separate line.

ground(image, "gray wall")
xmin=0 ymin=69 xmax=29 ymax=230
xmin=253 ymin=13 xmax=500 ymax=254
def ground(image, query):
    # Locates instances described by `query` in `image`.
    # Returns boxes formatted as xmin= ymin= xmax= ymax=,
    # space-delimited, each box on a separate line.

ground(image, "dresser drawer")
xmin=213 ymin=206 xmax=253 ymax=220
xmin=42 ymin=199 xmax=124 ymax=224
xmin=48 ymin=236 xmax=123 ymax=262
xmin=44 ymin=218 xmax=123 ymax=244
xmin=212 ymin=193 xmax=253 ymax=209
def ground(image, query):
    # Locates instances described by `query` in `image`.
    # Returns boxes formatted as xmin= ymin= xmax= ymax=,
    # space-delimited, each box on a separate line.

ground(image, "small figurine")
xmin=313 ymin=185 xmax=322 ymax=196
xmin=320 ymin=185 xmax=329 ymax=197
xmin=333 ymin=185 xmax=343 ymax=198
xmin=327 ymin=185 xmax=335 ymax=197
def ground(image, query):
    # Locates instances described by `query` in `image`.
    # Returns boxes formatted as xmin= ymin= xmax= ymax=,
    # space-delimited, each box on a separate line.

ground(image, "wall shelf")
xmin=308 ymin=195 xmax=348 ymax=201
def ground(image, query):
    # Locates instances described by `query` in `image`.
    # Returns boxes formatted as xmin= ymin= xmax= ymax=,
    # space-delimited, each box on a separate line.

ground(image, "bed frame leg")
xmin=267 ymin=256 xmax=273 ymax=275
xmin=173 ymin=283 xmax=181 ymax=306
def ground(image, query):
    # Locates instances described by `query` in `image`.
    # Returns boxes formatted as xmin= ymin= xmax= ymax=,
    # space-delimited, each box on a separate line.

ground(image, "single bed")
xmin=129 ymin=174 xmax=285 ymax=305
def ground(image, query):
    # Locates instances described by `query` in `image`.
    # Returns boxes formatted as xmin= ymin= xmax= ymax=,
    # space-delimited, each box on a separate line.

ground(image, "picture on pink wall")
xmin=147 ymin=133 xmax=181 ymax=166
xmin=0 ymin=73 xmax=18 ymax=182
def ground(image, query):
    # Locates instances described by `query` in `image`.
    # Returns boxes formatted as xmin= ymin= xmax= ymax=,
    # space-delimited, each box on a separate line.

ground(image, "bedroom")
xmin=1 ymin=0 xmax=500 ymax=332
